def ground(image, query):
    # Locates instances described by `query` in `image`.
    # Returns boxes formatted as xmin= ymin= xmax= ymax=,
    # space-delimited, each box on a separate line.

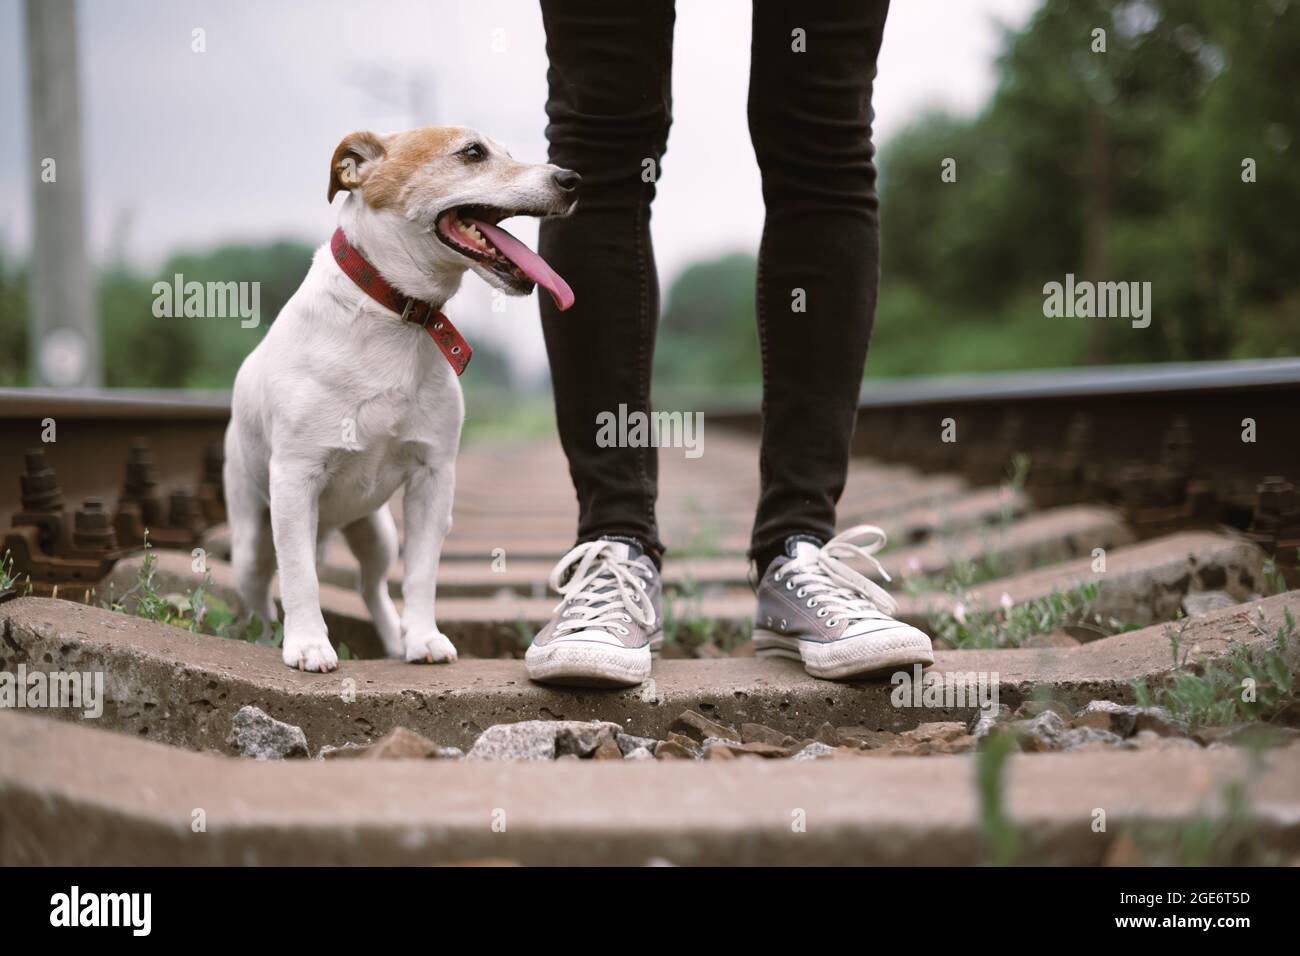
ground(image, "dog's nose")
xmin=553 ymin=169 xmax=581 ymax=193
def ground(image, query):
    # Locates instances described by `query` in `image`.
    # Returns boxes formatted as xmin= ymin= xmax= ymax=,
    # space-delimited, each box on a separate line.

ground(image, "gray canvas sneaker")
xmin=525 ymin=536 xmax=662 ymax=687
xmin=753 ymin=525 xmax=934 ymax=680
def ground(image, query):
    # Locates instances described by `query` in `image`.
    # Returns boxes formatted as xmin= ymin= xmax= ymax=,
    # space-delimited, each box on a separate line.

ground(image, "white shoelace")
xmin=549 ymin=540 xmax=657 ymax=637
xmin=774 ymin=525 xmax=899 ymax=628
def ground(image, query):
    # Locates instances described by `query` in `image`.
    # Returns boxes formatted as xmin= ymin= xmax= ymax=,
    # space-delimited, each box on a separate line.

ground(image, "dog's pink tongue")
xmin=465 ymin=217 xmax=574 ymax=311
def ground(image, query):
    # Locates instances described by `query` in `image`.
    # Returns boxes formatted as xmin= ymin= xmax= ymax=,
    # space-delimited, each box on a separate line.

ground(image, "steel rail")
xmin=2 ymin=358 xmax=1298 ymax=569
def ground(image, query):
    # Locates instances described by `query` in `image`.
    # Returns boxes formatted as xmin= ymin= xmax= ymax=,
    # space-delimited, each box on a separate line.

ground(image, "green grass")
xmin=929 ymin=580 xmax=1125 ymax=649
xmin=1002 ymin=454 xmax=1030 ymax=519
xmin=101 ymin=533 xmax=279 ymax=645
xmin=511 ymin=615 xmax=535 ymax=649
xmin=902 ymin=552 xmax=1011 ymax=596
xmin=1123 ymin=774 xmax=1280 ymax=866
xmin=971 ymin=698 xmax=1284 ymax=865
xmin=1134 ymin=607 xmax=1298 ymax=730
xmin=974 ymin=730 xmax=1020 ymax=865
xmin=661 ymin=577 xmax=711 ymax=650
xmin=1261 ymin=553 xmax=1299 ymax=596
xmin=661 ymin=573 xmax=747 ymax=651
xmin=912 ymin=453 xmax=1147 ymax=647
xmin=0 ymin=549 xmax=28 ymax=595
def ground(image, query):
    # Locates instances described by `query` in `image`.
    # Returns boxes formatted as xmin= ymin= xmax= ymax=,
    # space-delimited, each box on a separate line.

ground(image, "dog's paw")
xmin=405 ymin=628 xmax=458 ymax=664
xmin=282 ymin=628 xmax=339 ymax=673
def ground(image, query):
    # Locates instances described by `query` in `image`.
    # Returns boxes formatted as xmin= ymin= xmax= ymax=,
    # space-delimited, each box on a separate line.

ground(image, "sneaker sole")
xmin=525 ymin=639 xmax=657 ymax=688
xmin=752 ymin=627 xmax=935 ymax=681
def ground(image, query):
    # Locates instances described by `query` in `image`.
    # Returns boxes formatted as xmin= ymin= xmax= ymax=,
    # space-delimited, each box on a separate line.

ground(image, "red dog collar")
xmin=330 ymin=227 xmax=472 ymax=375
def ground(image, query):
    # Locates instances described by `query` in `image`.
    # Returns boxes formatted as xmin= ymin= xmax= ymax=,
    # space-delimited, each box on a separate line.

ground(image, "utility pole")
xmin=24 ymin=0 xmax=99 ymax=387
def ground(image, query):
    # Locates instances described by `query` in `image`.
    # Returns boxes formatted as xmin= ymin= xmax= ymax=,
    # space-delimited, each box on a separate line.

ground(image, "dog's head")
xmin=329 ymin=126 xmax=579 ymax=309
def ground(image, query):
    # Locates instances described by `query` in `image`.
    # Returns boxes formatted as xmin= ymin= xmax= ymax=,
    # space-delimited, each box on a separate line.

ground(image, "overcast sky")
xmin=0 ymin=0 xmax=1040 ymax=380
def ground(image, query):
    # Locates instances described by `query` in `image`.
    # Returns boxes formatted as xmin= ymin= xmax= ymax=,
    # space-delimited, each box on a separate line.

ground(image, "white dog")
xmin=224 ymin=126 xmax=578 ymax=671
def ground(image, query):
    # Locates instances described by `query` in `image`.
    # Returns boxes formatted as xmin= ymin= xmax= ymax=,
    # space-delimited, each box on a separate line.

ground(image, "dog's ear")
xmin=328 ymin=131 xmax=387 ymax=203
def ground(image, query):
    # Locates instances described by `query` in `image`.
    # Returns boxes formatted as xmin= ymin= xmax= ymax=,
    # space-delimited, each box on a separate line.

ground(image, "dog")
xmin=223 ymin=126 xmax=578 ymax=672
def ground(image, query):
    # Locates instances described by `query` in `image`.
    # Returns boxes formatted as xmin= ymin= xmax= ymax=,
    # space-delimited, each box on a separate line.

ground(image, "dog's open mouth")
xmin=435 ymin=206 xmax=574 ymax=311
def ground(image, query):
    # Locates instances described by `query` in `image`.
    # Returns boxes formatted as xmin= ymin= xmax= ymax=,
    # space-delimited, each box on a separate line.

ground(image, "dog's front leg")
xmin=270 ymin=457 xmax=339 ymax=672
xmin=400 ymin=462 xmax=458 ymax=664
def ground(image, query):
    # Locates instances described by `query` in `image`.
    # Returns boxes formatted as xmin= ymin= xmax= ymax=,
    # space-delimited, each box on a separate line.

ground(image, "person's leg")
xmin=746 ymin=1 xmax=930 ymax=681
xmin=538 ymin=0 xmax=675 ymax=566
xmin=747 ymin=0 xmax=890 ymax=573
xmin=527 ymin=0 xmax=672 ymax=688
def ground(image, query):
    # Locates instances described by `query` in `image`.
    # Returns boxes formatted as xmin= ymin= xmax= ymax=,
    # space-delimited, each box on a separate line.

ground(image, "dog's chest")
xmin=319 ymin=441 xmax=420 ymax=521
xmin=317 ymin=363 xmax=462 ymax=523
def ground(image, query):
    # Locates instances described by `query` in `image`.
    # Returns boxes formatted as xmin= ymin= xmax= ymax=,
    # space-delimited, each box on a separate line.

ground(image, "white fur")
xmin=224 ymin=126 xmax=573 ymax=671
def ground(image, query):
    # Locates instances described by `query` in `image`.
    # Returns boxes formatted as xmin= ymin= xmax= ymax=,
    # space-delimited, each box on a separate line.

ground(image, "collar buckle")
xmin=332 ymin=227 xmax=471 ymax=375
xmin=402 ymin=298 xmax=434 ymax=327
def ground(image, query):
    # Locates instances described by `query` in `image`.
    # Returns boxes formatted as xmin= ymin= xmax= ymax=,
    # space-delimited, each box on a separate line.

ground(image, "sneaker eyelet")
xmin=806 ymin=599 xmax=816 ymax=608
xmin=785 ymin=581 xmax=794 ymax=590
xmin=774 ymin=573 xmax=784 ymax=583
xmin=816 ymin=608 xmax=827 ymax=617
xmin=796 ymin=588 xmax=807 ymax=598
xmin=622 ymin=614 xmax=631 ymax=623
xmin=617 ymin=626 xmax=629 ymax=636
xmin=827 ymin=618 xmax=839 ymax=627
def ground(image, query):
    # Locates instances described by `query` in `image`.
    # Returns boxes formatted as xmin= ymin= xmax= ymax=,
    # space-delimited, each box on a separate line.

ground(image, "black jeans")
xmin=539 ymin=0 xmax=889 ymax=571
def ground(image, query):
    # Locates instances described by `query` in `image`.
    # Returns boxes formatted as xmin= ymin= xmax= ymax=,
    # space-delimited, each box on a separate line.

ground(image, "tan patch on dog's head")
xmin=328 ymin=127 xmax=465 ymax=208
xmin=365 ymin=128 xmax=463 ymax=208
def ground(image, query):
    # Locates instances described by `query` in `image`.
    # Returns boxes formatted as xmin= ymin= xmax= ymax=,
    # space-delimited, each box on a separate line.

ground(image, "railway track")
xmin=2 ymin=358 xmax=1299 ymax=865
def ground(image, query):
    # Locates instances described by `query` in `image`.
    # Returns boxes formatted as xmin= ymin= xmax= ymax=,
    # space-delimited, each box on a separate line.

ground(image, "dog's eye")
xmin=460 ymin=142 xmax=486 ymax=162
